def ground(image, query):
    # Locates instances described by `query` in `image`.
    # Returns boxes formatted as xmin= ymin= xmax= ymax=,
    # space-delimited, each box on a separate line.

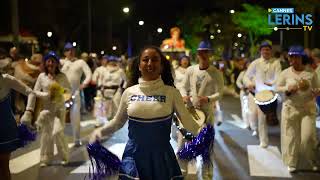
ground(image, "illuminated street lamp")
xmin=72 ymin=42 xmax=77 ymax=47
xmin=138 ymin=20 xmax=144 ymax=26
xmin=230 ymin=9 xmax=235 ymax=14
xmin=47 ymin=31 xmax=52 ymax=38
xmin=157 ymin=28 xmax=163 ymax=33
xmin=217 ymin=29 xmax=221 ymax=33
xmin=112 ymin=46 xmax=117 ymax=51
xmin=210 ymin=35 xmax=214 ymax=39
xmin=123 ymin=7 xmax=129 ymax=14
xmin=237 ymin=33 xmax=242 ymax=38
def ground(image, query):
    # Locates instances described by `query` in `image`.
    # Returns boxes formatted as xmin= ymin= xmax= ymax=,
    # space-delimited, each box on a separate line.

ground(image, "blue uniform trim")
xmin=128 ymin=114 xmax=173 ymax=123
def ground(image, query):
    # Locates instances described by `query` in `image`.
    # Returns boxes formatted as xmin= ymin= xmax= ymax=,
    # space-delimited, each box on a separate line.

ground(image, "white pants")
xmin=240 ymin=91 xmax=258 ymax=130
xmin=37 ymin=110 xmax=69 ymax=162
xmin=281 ymin=103 xmax=318 ymax=169
xmin=70 ymin=91 xmax=81 ymax=142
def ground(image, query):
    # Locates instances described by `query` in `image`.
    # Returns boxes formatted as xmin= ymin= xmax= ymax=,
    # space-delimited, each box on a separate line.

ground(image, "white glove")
xmin=20 ymin=111 xmax=33 ymax=126
xmin=89 ymin=129 xmax=103 ymax=143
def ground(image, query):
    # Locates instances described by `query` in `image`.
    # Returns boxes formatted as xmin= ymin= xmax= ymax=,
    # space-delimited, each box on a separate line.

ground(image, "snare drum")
xmin=254 ymin=90 xmax=279 ymax=126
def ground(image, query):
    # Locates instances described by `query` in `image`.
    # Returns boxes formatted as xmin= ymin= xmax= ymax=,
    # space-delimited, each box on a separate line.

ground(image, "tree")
xmin=232 ymin=3 xmax=273 ymax=57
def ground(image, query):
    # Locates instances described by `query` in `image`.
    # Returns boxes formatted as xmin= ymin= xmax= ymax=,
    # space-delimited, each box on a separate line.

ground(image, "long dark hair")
xmin=127 ymin=46 xmax=175 ymax=87
xmin=43 ymin=58 xmax=61 ymax=75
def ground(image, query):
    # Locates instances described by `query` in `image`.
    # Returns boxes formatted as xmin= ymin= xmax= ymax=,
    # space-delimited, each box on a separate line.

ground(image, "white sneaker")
xmin=312 ymin=166 xmax=318 ymax=171
xmin=61 ymin=160 xmax=69 ymax=166
xmin=40 ymin=162 xmax=48 ymax=167
xmin=288 ymin=166 xmax=296 ymax=173
xmin=259 ymin=143 xmax=268 ymax=148
xmin=252 ymin=131 xmax=257 ymax=136
xmin=74 ymin=140 xmax=83 ymax=147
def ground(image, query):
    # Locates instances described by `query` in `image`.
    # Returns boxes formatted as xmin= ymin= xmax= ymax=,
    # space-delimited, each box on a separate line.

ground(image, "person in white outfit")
xmin=236 ymin=61 xmax=258 ymax=135
xmin=21 ymin=51 xmax=70 ymax=167
xmin=94 ymin=55 xmax=127 ymax=126
xmin=243 ymin=41 xmax=282 ymax=148
xmin=92 ymin=56 xmax=108 ymax=87
xmin=174 ymin=55 xmax=190 ymax=92
xmin=60 ymin=42 xmax=92 ymax=146
xmin=180 ymin=41 xmax=224 ymax=180
xmin=276 ymin=45 xmax=319 ymax=173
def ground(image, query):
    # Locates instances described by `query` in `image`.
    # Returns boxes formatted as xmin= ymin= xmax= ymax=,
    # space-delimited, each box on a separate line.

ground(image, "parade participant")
xmin=60 ymin=42 xmax=92 ymax=146
xmin=243 ymin=41 xmax=282 ymax=148
xmin=236 ymin=61 xmax=258 ymax=135
xmin=13 ymin=54 xmax=42 ymax=119
xmin=312 ymin=48 xmax=320 ymax=114
xmin=174 ymin=55 xmax=191 ymax=92
xmin=90 ymin=46 xmax=201 ymax=180
xmin=94 ymin=55 xmax=127 ymax=126
xmin=180 ymin=41 xmax=224 ymax=179
xmin=0 ymin=72 xmax=33 ymax=180
xmin=20 ymin=51 xmax=70 ymax=167
xmin=276 ymin=45 xmax=319 ymax=172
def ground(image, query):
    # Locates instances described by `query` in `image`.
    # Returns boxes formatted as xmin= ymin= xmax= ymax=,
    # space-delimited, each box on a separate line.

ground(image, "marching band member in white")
xmin=276 ymin=45 xmax=319 ymax=172
xmin=60 ymin=42 xmax=92 ymax=146
xmin=243 ymin=41 xmax=282 ymax=148
xmin=236 ymin=61 xmax=258 ymax=135
xmin=94 ymin=55 xmax=127 ymax=126
xmin=21 ymin=51 xmax=70 ymax=167
xmin=174 ymin=55 xmax=191 ymax=93
xmin=92 ymin=55 xmax=108 ymax=87
xmin=180 ymin=41 xmax=224 ymax=180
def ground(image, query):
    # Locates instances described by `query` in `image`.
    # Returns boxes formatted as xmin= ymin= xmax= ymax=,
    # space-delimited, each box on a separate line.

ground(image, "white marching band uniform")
xmin=276 ymin=67 xmax=319 ymax=170
xmin=243 ymin=57 xmax=281 ymax=147
xmin=236 ymin=70 xmax=257 ymax=131
xmin=174 ymin=66 xmax=187 ymax=93
xmin=22 ymin=73 xmax=71 ymax=164
xmin=60 ymin=58 xmax=92 ymax=144
xmin=92 ymin=66 xmax=105 ymax=87
xmin=180 ymin=64 xmax=224 ymax=180
xmin=94 ymin=66 xmax=127 ymax=124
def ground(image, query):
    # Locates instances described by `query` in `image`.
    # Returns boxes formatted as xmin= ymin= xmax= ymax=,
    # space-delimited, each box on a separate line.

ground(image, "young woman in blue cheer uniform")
xmin=0 ymin=71 xmax=33 ymax=180
xmin=90 ymin=46 xmax=201 ymax=180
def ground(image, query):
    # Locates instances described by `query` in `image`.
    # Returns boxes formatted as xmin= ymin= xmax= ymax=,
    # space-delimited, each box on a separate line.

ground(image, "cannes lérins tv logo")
xmin=268 ymin=8 xmax=313 ymax=31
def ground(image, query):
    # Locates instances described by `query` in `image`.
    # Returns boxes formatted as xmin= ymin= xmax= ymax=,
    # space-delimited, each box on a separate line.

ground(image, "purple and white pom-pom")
xmin=87 ymin=141 xmax=121 ymax=180
xmin=18 ymin=123 xmax=37 ymax=147
xmin=178 ymin=124 xmax=215 ymax=164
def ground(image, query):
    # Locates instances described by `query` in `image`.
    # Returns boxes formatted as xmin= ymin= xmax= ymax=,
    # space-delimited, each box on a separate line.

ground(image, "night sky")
xmin=1 ymin=0 xmax=318 ymax=55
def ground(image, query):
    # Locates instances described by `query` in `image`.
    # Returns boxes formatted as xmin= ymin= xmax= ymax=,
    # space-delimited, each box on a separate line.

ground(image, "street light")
xmin=72 ymin=42 xmax=77 ymax=47
xmin=237 ymin=33 xmax=242 ymax=38
xmin=100 ymin=50 xmax=104 ymax=55
xmin=210 ymin=35 xmax=214 ymax=39
xmin=123 ymin=7 xmax=129 ymax=14
xmin=157 ymin=28 xmax=163 ymax=33
xmin=230 ymin=9 xmax=235 ymax=14
xmin=112 ymin=46 xmax=117 ymax=51
xmin=138 ymin=20 xmax=144 ymax=26
xmin=217 ymin=29 xmax=221 ymax=33
xmin=47 ymin=31 xmax=52 ymax=38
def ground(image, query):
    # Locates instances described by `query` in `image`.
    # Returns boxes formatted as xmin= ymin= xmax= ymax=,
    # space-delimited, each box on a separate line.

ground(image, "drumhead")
xmin=254 ymin=90 xmax=278 ymax=105
xmin=255 ymin=90 xmax=274 ymax=101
